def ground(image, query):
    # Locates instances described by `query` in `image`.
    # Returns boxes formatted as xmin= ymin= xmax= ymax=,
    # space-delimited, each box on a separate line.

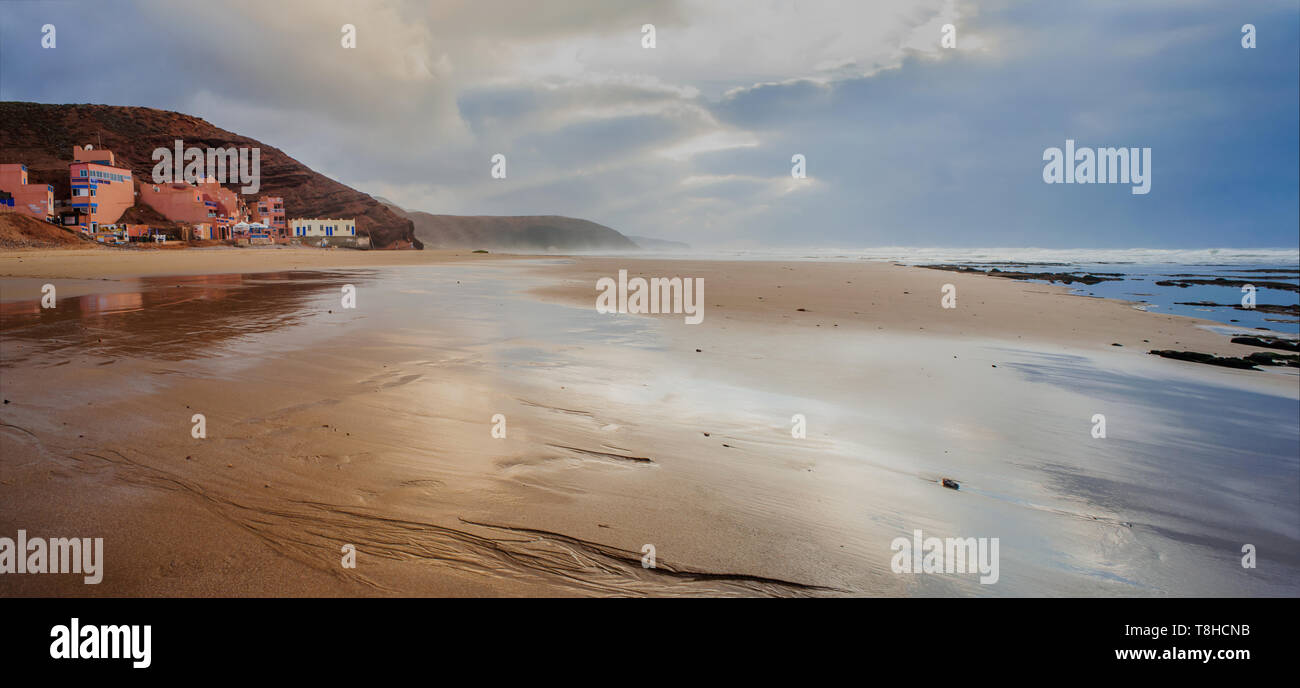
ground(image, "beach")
xmin=1 ymin=248 xmax=1297 ymax=596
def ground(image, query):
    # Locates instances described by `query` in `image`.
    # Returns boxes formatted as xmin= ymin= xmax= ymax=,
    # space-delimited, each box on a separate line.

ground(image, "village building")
xmin=250 ymin=195 xmax=286 ymax=240
xmin=191 ymin=222 xmax=215 ymax=241
xmin=2 ymin=146 xmax=361 ymax=249
xmin=84 ymin=222 xmax=150 ymax=245
xmin=139 ymin=181 xmax=213 ymax=224
xmin=72 ymin=144 xmax=116 ymax=166
xmin=56 ymin=206 xmax=88 ymax=228
xmin=0 ymin=163 xmax=56 ymax=220
xmin=231 ymin=221 xmax=273 ymax=244
xmin=138 ymin=175 xmax=251 ymax=240
xmin=68 ymin=145 xmax=134 ymax=229
xmin=196 ymin=177 xmax=244 ymax=219
xmin=289 ymin=218 xmax=356 ymax=238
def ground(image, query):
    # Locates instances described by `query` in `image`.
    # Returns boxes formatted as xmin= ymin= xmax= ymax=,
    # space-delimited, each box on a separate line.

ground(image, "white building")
xmin=233 ymin=221 xmax=271 ymax=240
xmin=289 ymin=218 xmax=355 ymax=238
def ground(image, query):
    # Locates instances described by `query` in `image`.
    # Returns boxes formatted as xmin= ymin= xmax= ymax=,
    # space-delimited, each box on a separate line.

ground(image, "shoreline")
xmin=3 ymin=246 xmax=1295 ymax=370
xmin=527 ymin=256 xmax=1300 ymax=369
xmin=0 ymin=246 xmax=515 ymax=280
xmin=2 ymin=249 xmax=1297 ymax=596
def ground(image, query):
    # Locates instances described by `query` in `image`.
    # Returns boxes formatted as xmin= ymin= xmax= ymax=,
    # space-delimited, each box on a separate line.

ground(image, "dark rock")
xmin=1231 ymin=336 xmax=1300 ymax=352
xmin=1149 ymin=350 xmax=1258 ymax=369
xmin=918 ymin=264 xmax=1122 ymax=285
xmin=1156 ymin=277 xmax=1298 ymax=293
xmin=1245 ymin=352 xmax=1300 ymax=367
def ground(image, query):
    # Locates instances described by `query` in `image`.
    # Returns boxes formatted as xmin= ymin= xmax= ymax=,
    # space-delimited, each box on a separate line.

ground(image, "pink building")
xmin=69 ymin=145 xmax=134 ymax=228
xmin=139 ymin=181 xmax=218 ymax=227
xmin=196 ymin=177 xmax=244 ymax=219
xmin=139 ymin=177 xmax=249 ymax=240
xmin=192 ymin=223 xmax=214 ymax=240
xmin=250 ymin=195 xmax=286 ymax=240
xmin=0 ymin=164 xmax=55 ymax=220
xmin=73 ymin=144 xmax=117 ymax=166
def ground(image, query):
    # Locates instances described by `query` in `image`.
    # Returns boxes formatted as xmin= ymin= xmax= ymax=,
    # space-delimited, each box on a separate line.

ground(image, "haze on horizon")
xmin=1 ymin=0 xmax=1297 ymax=250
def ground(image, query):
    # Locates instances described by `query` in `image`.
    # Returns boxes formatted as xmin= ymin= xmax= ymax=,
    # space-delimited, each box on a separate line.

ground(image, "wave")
xmin=580 ymin=246 xmax=1300 ymax=266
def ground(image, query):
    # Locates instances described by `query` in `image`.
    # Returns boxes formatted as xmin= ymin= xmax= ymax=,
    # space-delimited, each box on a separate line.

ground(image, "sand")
xmin=0 ymin=246 xmax=508 ymax=279
xmin=529 ymin=257 xmax=1293 ymax=361
xmin=1 ymin=249 xmax=1296 ymax=596
xmin=2 ymin=248 xmax=1276 ymax=356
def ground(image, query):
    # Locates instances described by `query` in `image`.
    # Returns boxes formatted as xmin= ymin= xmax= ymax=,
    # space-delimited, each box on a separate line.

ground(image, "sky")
xmin=1 ymin=0 xmax=1297 ymax=249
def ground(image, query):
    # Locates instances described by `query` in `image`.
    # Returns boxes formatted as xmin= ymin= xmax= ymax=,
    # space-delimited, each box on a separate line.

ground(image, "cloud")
xmin=1 ymin=0 xmax=1296 ymax=247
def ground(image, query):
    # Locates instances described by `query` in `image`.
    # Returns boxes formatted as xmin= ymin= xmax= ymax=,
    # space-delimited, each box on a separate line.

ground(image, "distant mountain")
xmin=0 ymin=102 xmax=420 ymax=249
xmin=627 ymin=235 xmax=690 ymax=250
xmin=381 ymin=200 xmax=637 ymax=251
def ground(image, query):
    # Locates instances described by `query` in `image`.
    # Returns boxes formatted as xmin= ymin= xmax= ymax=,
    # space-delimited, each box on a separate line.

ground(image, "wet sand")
xmin=529 ymin=257 xmax=1297 ymax=361
xmin=0 ymin=247 xmax=510 ymax=301
xmin=1 ymin=252 xmax=1296 ymax=596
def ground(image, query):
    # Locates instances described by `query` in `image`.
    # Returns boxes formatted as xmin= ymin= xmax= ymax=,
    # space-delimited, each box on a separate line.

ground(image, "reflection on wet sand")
xmin=1 ymin=263 xmax=1297 ymax=597
xmin=999 ymin=349 xmax=1300 ymax=592
xmin=0 ymin=271 xmax=366 ymax=364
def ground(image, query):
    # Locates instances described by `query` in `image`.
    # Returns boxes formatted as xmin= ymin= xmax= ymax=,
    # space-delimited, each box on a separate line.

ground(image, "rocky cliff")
xmin=382 ymin=201 xmax=637 ymax=251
